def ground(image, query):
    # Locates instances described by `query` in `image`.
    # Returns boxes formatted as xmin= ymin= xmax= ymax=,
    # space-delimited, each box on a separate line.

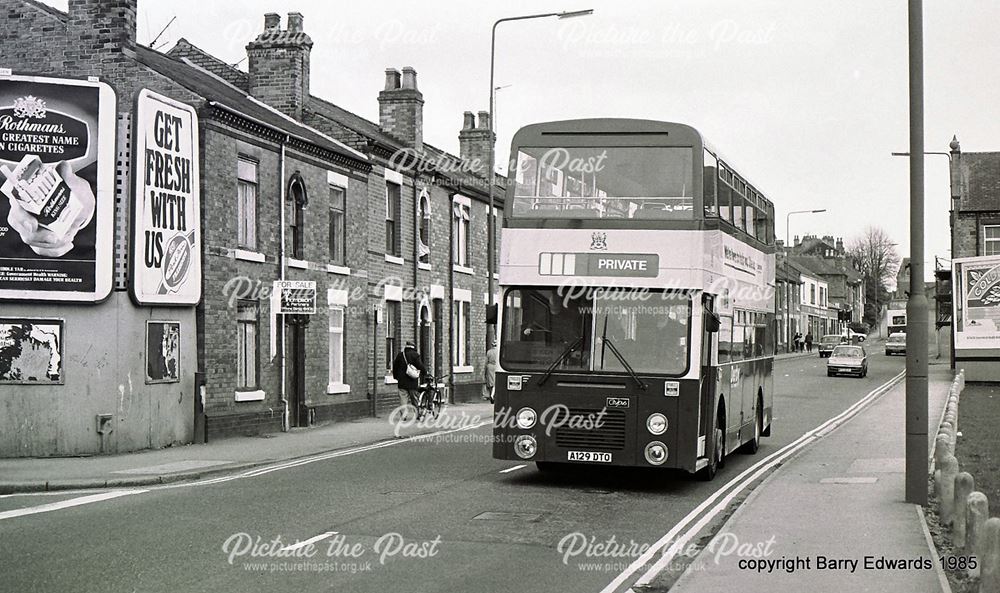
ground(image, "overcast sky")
xmin=46 ymin=0 xmax=1000 ymax=279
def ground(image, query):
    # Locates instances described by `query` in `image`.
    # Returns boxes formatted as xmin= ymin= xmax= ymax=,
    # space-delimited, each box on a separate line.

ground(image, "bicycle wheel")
xmin=429 ymin=389 xmax=442 ymax=419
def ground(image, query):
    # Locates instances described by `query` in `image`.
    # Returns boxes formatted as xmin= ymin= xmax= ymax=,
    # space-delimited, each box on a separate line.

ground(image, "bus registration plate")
xmin=567 ymin=451 xmax=612 ymax=463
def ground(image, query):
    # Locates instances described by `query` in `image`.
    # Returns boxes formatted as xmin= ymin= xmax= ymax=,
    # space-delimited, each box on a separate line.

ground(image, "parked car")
xmin=827 ymin=345 xmax=868 ymax=378
xmin=885 ymin=332 xmax=907 ymax=356
xmin=843 ymin=328 xmax=866 ymax=343
xmin=818 ymin=334 xmax=846 ymax=357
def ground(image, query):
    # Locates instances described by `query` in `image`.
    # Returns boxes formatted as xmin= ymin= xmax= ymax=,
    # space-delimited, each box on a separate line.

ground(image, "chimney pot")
xmin=401 ymin=67 xmax=418 ymax=90
xmin=384 ymin=68 xmax=401 ymax=90
xmin=287 ymin=12 xmax=304 ymax=33
xmin=264 ymin=13 xmax=280 ymax=29
xmin=477 ymin=110 xmax=491 ymax=130
xmin=463 ymin=111 xmax=476 ymax=130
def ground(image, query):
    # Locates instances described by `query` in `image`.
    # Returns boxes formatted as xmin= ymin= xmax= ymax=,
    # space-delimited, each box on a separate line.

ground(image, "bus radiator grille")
xmin=554 ymin=408 xmax=627 ymax=451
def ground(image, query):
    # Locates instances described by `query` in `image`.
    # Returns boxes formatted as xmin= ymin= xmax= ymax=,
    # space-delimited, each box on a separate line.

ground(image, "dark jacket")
xmin=391 ymin=346 xmax=426 ymax=390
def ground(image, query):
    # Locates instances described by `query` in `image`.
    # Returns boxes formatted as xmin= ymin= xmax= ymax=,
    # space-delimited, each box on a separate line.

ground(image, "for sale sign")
xmin=274 ymin=280 xmax=316 ymax=314
xmin=0 ymin=74 xmax=116 ymax=301
xmin=130 ymin=89 xmax=201 ymax=305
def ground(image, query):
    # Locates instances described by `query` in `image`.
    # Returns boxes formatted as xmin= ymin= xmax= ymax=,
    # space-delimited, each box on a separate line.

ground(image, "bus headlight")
xmin=514 ymin=435 xmax=537 ymax=459
xmin=644 ymin=441 xmax=668 ymax=465
xmin=516 ymin=407 xmax=537 ymax=429
xmin=646 ymin=413 xmax=668 ymax=435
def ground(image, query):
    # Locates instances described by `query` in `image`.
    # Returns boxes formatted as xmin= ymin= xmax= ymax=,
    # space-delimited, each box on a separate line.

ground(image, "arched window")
xmin=417 ymin=188 xmax=431 ymax=264
xmin=288 ymin=174 xmax=308 ymax=260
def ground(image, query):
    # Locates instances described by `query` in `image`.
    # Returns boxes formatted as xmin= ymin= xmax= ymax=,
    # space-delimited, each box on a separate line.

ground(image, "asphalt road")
xmin=0 ymin=348 xmax=904 ymax=593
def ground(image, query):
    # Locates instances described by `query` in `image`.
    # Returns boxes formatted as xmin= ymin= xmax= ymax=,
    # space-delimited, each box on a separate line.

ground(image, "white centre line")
xmin=0 ymin=489 xmax=147 ymax=522
xmin=280 ymin=531 xmax=338 ymax=552
xmin=499 ymin=464 xmax=527 ymax=474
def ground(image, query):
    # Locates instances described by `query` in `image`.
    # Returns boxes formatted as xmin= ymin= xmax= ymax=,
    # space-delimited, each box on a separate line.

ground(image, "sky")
xmin=45 ymin=0 xmax=1000 ymax=280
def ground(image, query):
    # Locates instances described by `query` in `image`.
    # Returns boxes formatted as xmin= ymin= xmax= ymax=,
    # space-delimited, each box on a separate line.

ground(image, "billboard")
xmin=0 ymin=318 xmax=64 ymax=384
xmin=0 ymin=75 xmax=116 ymax=301
xmin=130 ymin=89 xmax=201 ymax=305
xmin=953 ymin=255 xmax=1000 ymax=350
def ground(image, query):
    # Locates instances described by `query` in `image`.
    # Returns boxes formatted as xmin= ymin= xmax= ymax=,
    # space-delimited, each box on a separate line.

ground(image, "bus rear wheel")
xmin=742 ymin=398 xmax=762 ymax=455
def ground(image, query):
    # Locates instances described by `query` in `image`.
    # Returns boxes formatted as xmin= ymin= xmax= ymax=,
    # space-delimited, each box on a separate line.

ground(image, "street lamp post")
xmin=785 ymin=209 xmax=826 ymax=251
xmin=904 ymin=0 xmax=928 ymax=506
xmin=487 ymin=9 xmax=594 ymax=346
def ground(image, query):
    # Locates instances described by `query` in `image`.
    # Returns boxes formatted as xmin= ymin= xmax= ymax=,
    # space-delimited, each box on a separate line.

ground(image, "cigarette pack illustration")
xmin=1 ymin=154 xmax=83 ymax=239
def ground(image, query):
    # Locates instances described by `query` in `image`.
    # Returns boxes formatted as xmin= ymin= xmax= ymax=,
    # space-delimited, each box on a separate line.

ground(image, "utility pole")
xmin=905 ymin=0 xmax=928 ymax=506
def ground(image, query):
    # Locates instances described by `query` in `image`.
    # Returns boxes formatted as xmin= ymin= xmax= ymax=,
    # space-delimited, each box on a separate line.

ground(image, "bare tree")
xmin=847 ymin=226 xmax=901 ymax=327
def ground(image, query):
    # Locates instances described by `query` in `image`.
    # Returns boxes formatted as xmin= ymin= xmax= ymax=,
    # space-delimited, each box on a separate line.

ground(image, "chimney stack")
xmin=836 ymin=237 xmax=844 ymax=254
xmin=67 ymin=0 xmax=137 ymax=63
xmin=246 ymin=12 xmax=313 ymax=119
xmin=378 ymin=66 xmax=424 ymax=150
xmin=459 ymin=110 xmax=494 ymax=178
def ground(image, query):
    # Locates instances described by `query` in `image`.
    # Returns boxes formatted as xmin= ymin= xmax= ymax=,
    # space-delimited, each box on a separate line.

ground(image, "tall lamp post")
xmin=785 ymin=209 xmax=826 ymax=250
xmin=487 ymin=9 xmax=594 ymax=343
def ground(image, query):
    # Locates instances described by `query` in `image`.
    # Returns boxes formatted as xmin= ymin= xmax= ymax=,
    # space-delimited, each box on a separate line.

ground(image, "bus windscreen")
xmin=500 ymin=287 xmax=691 ymax=376
xmin=511 ymin=146 xmax=694 ymax=220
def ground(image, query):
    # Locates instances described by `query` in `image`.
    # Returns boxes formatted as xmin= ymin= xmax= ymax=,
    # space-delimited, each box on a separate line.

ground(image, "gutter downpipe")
xmin=280 ymin=138 xmax=289 ymax=432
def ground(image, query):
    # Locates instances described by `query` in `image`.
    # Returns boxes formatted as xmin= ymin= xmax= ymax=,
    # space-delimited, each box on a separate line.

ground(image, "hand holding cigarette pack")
xmin=1 ymin=154 xmax=84 ymax=240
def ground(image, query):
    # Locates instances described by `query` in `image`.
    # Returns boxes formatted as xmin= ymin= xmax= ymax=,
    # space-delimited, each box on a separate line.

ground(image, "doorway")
xmin=285 ymin=315 xmax=308 ymax=427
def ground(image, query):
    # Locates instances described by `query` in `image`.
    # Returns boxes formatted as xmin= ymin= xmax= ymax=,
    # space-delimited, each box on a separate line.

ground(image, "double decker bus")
xmin=492 ymin=119 xmax=776 ymax=480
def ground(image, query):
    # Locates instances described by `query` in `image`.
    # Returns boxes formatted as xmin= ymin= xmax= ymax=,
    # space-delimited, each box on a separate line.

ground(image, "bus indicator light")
xmin=664 ymin=381 xmax=680 ymax=397
xmin=507 ymin=375 xmax=524 ymax=391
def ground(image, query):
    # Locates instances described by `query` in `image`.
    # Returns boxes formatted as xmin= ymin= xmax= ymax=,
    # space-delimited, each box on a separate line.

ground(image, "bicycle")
xmin=409 ymin=374 xmax=447 ymax=420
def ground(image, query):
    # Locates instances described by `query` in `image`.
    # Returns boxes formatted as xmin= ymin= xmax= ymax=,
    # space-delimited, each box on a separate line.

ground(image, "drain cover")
xmin=473 ymin=511 xmax=544 ymax=522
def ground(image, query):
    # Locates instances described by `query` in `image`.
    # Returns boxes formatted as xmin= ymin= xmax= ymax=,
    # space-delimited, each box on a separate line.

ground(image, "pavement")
xmin=0 ymin=401 xmax=495 ymax=493
xmin=669 ymin=338 xmax=956 ymax=593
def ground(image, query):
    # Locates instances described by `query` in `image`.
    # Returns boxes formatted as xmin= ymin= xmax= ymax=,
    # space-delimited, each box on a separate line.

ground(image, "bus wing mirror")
xmin=706 ymin=313 xmax=721 ymax=333
xmin=486 ymin=304 xmax=498 ymax=324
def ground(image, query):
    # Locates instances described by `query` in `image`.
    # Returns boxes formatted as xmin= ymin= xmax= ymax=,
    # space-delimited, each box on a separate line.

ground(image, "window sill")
xmin=234 ymin=389 xmax=265 ymax=402
xmin=287 ymin=257 xmax=309 ymax=270
xmin=453 ymin=264 xmax=475 ymax=275
xmin=452 ymin=365 xmax=474 ymax=374
xmin=326 ymin=264 xmax=351 ymax=276
xmin=234 ymin=249 xmax=266 ymax=263
xmin=326 ymin=383 xmax=351 ymax=394
xmin=385 ymin=254 xmax=404 ymax=266
xmin=417 ymin=262 xmax=432 ymax=271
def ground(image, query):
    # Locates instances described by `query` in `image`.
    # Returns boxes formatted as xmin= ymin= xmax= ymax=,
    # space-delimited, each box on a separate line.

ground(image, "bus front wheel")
xmin=699 ymin=408 xmax=726 ymax=481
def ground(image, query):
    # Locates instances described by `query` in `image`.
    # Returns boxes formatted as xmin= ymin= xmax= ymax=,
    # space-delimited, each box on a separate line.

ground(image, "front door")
xmin=286 ymin=316 xmax=308 ymax=427
xmin=700 ymin=295 xmax=717 ymax=456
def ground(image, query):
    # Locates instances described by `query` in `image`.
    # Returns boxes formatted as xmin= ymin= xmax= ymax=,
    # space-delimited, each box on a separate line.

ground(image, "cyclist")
xmin=391 ymin=341 xmax=426 ymax=421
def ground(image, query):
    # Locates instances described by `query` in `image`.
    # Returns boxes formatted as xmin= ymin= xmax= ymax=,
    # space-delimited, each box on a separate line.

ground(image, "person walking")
xmin=793 ymin=332 xmax=802 ymax=352
xmin=391 ymin=341 xmax=426 ymax=421
xmin=482 ymin=342 xmax=497 ymax=403
xmin=805 ymin=331 xmax=813 ymax=353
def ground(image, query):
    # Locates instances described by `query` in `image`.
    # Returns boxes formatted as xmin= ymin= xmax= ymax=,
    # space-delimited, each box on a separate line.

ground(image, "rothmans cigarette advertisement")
xmin=0 ymin=75 xmax=115 ymax=302
xmin=953 ymin=255 xmax=1000 ymax=350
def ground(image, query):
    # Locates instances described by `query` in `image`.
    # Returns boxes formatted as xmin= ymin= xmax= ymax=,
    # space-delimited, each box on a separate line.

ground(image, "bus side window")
xmin=703 ymin=150 xmax=718 ymax=218
xmin=718 ymin=315 xmax=733 ymax=364
xmin=718 ymin=172 xmax=732 ymax=223
xmin=731 ymin=318 xmax=744 ymax=362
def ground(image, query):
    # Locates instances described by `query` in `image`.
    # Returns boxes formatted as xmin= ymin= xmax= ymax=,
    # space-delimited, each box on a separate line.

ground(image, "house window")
xmin=418 ymin=189 xmax=431 ymax=264
xmin=452 ymin=297 xmax=471 ymax=367
xmin=384 ymin=300 xmax=401 ymax=371
xmin=810 ymin=284 xmax=816 ymax=305
xmin=329 ymin=306 xmax=345 ymax=385
xmin=329 ymin=185 xmax=346 ymax=264
xmin=385 ymin=182 xmax=401 ymax=256
xmin=289 ymin=177 xmax=307 ymax=260
xmin=236 ymin=301 xmax=259 ymax=389
xmin=237 ymin=157 xmax=258 ymax=249
xmin=985 ymin=225 xmax=1000 ymax=256
xmin=453 ymin=200 xmax=470 ymax=267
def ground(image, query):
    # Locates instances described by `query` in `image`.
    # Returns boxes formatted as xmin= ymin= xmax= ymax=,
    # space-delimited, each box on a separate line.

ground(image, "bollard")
xmin=967 ymin=492 xmax=989 ymax=578
xmin=954 ymin=472 xmax=975 ymax=548
xmin=982 ymin=518 xmax=1000 ymax=593
xmin=935 ymin=434 xmax=953 ymax=468
xmin=940 ymin=455 xmax=959 ymax=526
